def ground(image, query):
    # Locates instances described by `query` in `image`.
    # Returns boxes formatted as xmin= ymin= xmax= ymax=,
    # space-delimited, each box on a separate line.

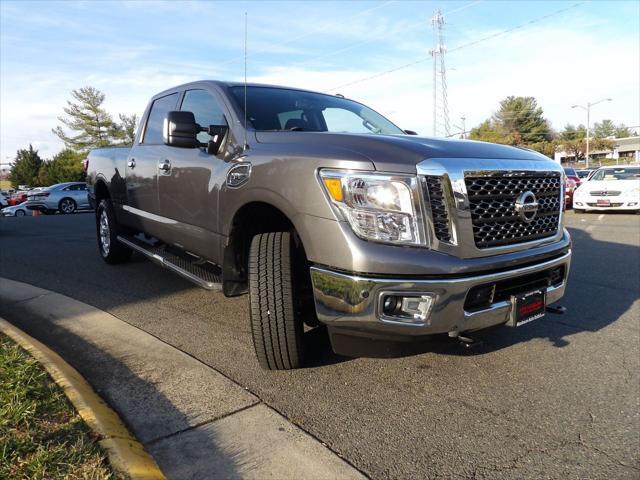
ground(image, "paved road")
xmin=1 ymin=211 xmax=638 ymax=479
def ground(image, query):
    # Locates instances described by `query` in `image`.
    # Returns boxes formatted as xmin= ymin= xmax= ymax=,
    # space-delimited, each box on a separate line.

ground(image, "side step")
xmin=117 ymin=235 xmax=222 ymax=290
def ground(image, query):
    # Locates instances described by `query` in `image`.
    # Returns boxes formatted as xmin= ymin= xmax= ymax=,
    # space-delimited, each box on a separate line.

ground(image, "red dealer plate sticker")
xmin=597 ymin=199 xmax=611 ymax=206
xmin=508 ymin=289 xmax=546 ymax=327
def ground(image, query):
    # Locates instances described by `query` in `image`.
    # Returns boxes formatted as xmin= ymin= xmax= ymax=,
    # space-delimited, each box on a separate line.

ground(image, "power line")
xmin=328 ymin=2 xmax=585 ymax=92
xmin=288 ymin=1 xmax=482 ymax=69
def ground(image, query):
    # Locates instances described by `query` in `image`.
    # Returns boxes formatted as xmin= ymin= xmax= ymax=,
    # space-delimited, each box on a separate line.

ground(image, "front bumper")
xmin=310 ymin=249 xmax=571 ymax=339
xmin=573 ymin=197 xmax=639 ymax=210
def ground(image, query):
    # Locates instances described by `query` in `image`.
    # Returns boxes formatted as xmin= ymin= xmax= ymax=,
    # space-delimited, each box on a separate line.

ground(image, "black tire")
xmin=249 ymin=232 xmax=304 ymax=370
xmin=59 ymin=197 xmax=77 ymax=214
xmin=96 ymin=199 xmax=132 ymax=264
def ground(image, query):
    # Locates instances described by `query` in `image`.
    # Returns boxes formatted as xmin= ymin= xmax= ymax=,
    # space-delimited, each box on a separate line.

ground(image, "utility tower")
xmin=430 ymin=9 xmax=449 ymax=137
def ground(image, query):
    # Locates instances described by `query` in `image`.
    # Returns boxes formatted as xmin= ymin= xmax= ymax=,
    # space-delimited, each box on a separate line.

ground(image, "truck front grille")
xmin=423 ymin=176 xmax=452 ymax=243
xmin=465 ymin=172 xmax=562 ymax=249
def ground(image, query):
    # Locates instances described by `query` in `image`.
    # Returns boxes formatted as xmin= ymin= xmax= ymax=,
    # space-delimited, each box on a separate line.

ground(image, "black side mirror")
xmin=164 ymin=111 xmax=229 ymax=154
xmin=404 ymin=129 xmax=418 ymax=135
xmin=164 ymin=111 xmax=199 ymax=148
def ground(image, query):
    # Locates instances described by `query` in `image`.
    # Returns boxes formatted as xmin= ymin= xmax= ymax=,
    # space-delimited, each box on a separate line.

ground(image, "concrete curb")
xmin=0 ymin=317 xmax=165 ymax=480
xmin=0 ymin=277 xmax=367 ymax=479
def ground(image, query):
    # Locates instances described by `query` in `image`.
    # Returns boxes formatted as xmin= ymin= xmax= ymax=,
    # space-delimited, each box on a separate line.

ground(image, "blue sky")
xmin=1 ymin=0 xmax=639 ymax=161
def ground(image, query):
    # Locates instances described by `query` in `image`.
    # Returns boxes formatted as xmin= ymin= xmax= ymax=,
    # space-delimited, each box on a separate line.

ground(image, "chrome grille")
xmin=589 ymin=190 xmax=621 ymax=196
xmin=465 ymin=172 xmax=562 ymax=248
xmin=423 ymin=176 xmax=452 ymax=243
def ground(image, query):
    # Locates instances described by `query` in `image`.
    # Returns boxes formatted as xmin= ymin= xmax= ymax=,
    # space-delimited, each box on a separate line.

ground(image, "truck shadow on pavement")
xmin=305 ymin=226 xmax=640 ymax=363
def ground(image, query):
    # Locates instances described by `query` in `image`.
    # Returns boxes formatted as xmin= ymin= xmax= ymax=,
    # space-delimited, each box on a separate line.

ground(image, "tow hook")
xmin=449 ymin=331 xmax=483 ymax=349
xmin=545 ymin=305 xmax=567 ymax=315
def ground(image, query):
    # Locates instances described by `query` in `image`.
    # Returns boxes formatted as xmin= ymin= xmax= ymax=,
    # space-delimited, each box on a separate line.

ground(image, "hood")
xmin=255 ymin=131 xmax=550 ymax=173
xmin=580 ymin=179 xmax=640 ymax=194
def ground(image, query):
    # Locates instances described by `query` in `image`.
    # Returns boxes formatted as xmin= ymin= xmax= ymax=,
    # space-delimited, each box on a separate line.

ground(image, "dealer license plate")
xmin=508 ymin=289 xmax=546 ymax=327
xmin=597 ymin=199 xmax=611 ymax=206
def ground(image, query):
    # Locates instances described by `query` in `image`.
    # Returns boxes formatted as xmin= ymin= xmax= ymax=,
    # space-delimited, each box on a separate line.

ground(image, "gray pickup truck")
xmin=87 ymin=80 xmax=571 ymax=370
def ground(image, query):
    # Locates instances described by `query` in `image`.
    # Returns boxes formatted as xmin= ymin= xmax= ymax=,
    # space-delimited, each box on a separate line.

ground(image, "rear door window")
xmin=142 ymin=93 xmax=179 ymax=144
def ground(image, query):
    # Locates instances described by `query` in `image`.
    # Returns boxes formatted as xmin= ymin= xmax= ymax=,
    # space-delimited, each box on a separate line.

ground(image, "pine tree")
xmin=492 ymin=96 xmax=552 ymax=145
xmin=112 ymin=113 xmax=139 ymax=146
xmin=9 ymin=145 xmax=43 ymax=188
xmin=52 ymin=87 xmax=118 ymax=153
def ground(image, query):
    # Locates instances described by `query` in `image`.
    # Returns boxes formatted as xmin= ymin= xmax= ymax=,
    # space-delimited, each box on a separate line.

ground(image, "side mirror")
xmin=404 ymin=129 xmax=418 ymax=135
xmin=164 ymin=111 xmax=199 ymax=148
xmin=164 ymin=111 xmax=229 ymax=154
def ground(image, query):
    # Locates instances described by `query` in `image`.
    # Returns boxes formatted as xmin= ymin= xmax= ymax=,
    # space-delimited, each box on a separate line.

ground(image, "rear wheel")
xmin=96 ymin=199 xmax=132 ymax=264
xmin=15 ymin=210 xmax=25 ymax=217
xmin=59 ymin=198 xmax=77 ymax=214
xmin=248 ymin=231 xmax=304 ymax=370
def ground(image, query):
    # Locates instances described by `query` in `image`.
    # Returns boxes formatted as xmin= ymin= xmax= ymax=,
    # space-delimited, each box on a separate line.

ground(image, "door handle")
xmin=127 ymin=158 xmax=136 ymax=168
xmin=158 ymin=160 xmax=171 ymax=172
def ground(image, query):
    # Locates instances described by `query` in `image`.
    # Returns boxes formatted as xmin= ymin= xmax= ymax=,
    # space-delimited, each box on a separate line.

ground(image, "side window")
xmin=142 ymin=93 xmax=179 ymax=144
xmin=323 ymin=108 xmax=370 ymax=133
xmin=180 ymin=90 xmax=227 ymax=143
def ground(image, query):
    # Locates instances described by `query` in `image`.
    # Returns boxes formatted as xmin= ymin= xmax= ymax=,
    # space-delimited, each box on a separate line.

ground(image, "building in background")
xmin=555 ymin=136 xmax=640 ymax=165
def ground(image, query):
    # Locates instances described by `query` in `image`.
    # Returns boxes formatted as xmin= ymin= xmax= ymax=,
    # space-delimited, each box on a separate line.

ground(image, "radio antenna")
xmin=243 ymin=11 xmax=248 ymax=152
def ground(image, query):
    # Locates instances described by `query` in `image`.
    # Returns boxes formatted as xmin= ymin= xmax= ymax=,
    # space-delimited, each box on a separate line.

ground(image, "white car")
xmin=573 ymin=165 xmax=640 ymax=213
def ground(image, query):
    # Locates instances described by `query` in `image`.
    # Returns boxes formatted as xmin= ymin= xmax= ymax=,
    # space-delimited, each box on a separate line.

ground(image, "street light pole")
xmin=571 ymin=98 xmax=612 ymax=169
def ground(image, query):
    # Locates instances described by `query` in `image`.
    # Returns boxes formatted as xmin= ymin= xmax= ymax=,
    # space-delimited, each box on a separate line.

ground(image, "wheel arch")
xmin=222 ymin=201 xmax=308 ymax=297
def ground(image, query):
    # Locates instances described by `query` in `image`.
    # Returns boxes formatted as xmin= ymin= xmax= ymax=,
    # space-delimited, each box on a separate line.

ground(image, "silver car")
xmin=26 ymin=182 xmax=91 ymax=214
xmin=1 ymin=202 xmax=33 ymax=217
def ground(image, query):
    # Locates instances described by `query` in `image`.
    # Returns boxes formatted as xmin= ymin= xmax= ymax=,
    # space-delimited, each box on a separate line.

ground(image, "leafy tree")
xmin=468 ymin=120 xmax=512 ymax=144
xmin=559 ymin=124 xmax=586 ymax=141
xmin=36 ymin=149 xmax=85 ymax=186
xmin=52 ymin=86 xmax=118 ymax=153
xmin=9 ymin=145 xmax=43 ymax=188
xmin=592 ymin=119 xmax=616 ymax=138
xmin=614 ymin=124 xmax=633 ymax=138
xmin=112 ymin=113 xmax=139 ymax=146
xmin=491 ymin=96 xmax=553 ymax=145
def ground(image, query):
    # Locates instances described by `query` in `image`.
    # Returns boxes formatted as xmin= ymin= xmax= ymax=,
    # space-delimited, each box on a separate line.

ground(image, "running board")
xmin=117 ymin=235 xmax=222 ymax=290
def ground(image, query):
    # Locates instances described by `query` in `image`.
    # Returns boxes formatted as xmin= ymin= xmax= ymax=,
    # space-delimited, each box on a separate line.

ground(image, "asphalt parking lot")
xmin=0 ymin=211 xmax=638 ymax=479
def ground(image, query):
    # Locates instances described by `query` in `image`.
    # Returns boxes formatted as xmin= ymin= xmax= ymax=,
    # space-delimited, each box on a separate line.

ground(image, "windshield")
xmin=230 ymin=86 xmax=404 ymax=135
xmin=591 ymin=167 xmax=640 ymax=181
xmin=576 ymin=170 xmax=590 ymax=178
xmin=564 ymin=168 xmax=577 ymax=176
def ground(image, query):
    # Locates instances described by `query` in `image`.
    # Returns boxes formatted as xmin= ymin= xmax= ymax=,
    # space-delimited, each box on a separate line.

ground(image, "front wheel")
xmin=248 ymin=232 xmax=304 ymax=370
xmin=96 ymin=199 xmax=132 ymax=264
xmin=15 ymin=210 xmax=25 ymax=217
xmin=574 ymin=209 xmax=585 ymax=214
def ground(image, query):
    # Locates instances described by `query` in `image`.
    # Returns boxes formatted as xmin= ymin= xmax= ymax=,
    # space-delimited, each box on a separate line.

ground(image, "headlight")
xmin=319 ymin=169 xmax=427 ymax=246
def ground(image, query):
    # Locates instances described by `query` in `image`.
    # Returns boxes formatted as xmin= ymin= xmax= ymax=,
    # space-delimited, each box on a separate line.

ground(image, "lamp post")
xmin=571 ymin=98 xmax=612 ymax=168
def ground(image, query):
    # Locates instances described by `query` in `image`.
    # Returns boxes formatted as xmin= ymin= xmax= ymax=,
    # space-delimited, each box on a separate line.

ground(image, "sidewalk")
xmin=0 ymin=277 xmax=366 ymax=480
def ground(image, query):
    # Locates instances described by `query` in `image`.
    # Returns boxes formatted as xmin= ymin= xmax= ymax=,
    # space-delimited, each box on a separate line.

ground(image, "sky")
xmin=1 ymin=0 xmax=639 ymax=163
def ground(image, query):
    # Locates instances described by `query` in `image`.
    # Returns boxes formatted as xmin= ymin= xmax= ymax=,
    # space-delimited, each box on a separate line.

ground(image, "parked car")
xmin=575 ymin=169 xmax=592 ymax=180
xmin=86 ymin=80 xmax=571 ymax=370
xmin=0 ymin=192 xmax=9 ymax=208
xmin=7 ymin=191 xmax=28 ymax=206
xmin=573 ymin=165 xmax=640 ymax=213
xmin=563 ymin=167 xmax=581 ymax=187
xmin=1 ymin=202 xmax=33 ymax=217
xmin=565 ymin=177 xmax=577 ymax=208
xmin=25 ymin=182 xmax=91 ymax=214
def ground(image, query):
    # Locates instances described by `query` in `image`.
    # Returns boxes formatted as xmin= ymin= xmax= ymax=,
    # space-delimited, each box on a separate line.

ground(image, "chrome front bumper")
xmin=310 ymin=250 xmax=571 ymax=338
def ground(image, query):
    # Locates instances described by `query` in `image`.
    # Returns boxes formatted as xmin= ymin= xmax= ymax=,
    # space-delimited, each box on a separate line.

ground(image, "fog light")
xmin=628 ymin=202 xmax=638 ymax=206
xmin=574 ymin=201 xmax=583 ymax=206
xmin=380 ymin=293 xmax=435 ymax=323
xmin=401 ymin=295 xmax=435 ymax=322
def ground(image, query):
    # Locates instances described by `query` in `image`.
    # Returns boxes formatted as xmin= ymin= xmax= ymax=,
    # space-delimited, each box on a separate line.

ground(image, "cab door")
xmin=157 ymin=88 xmax=230 ymax=261
xmin=125 ymin=92 xmax=179 ymax=233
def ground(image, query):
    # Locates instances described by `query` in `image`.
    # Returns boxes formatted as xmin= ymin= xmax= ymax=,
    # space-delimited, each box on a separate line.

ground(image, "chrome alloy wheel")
xmin=60 ymin=199 xmax=76 ymax=213
xmin=99 ymin=210 xmax=111 ymax=256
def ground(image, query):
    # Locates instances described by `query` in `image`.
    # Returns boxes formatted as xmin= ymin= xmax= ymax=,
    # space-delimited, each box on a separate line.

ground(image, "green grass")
xmin=0 ymin=332 xmax=118 ymax=480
